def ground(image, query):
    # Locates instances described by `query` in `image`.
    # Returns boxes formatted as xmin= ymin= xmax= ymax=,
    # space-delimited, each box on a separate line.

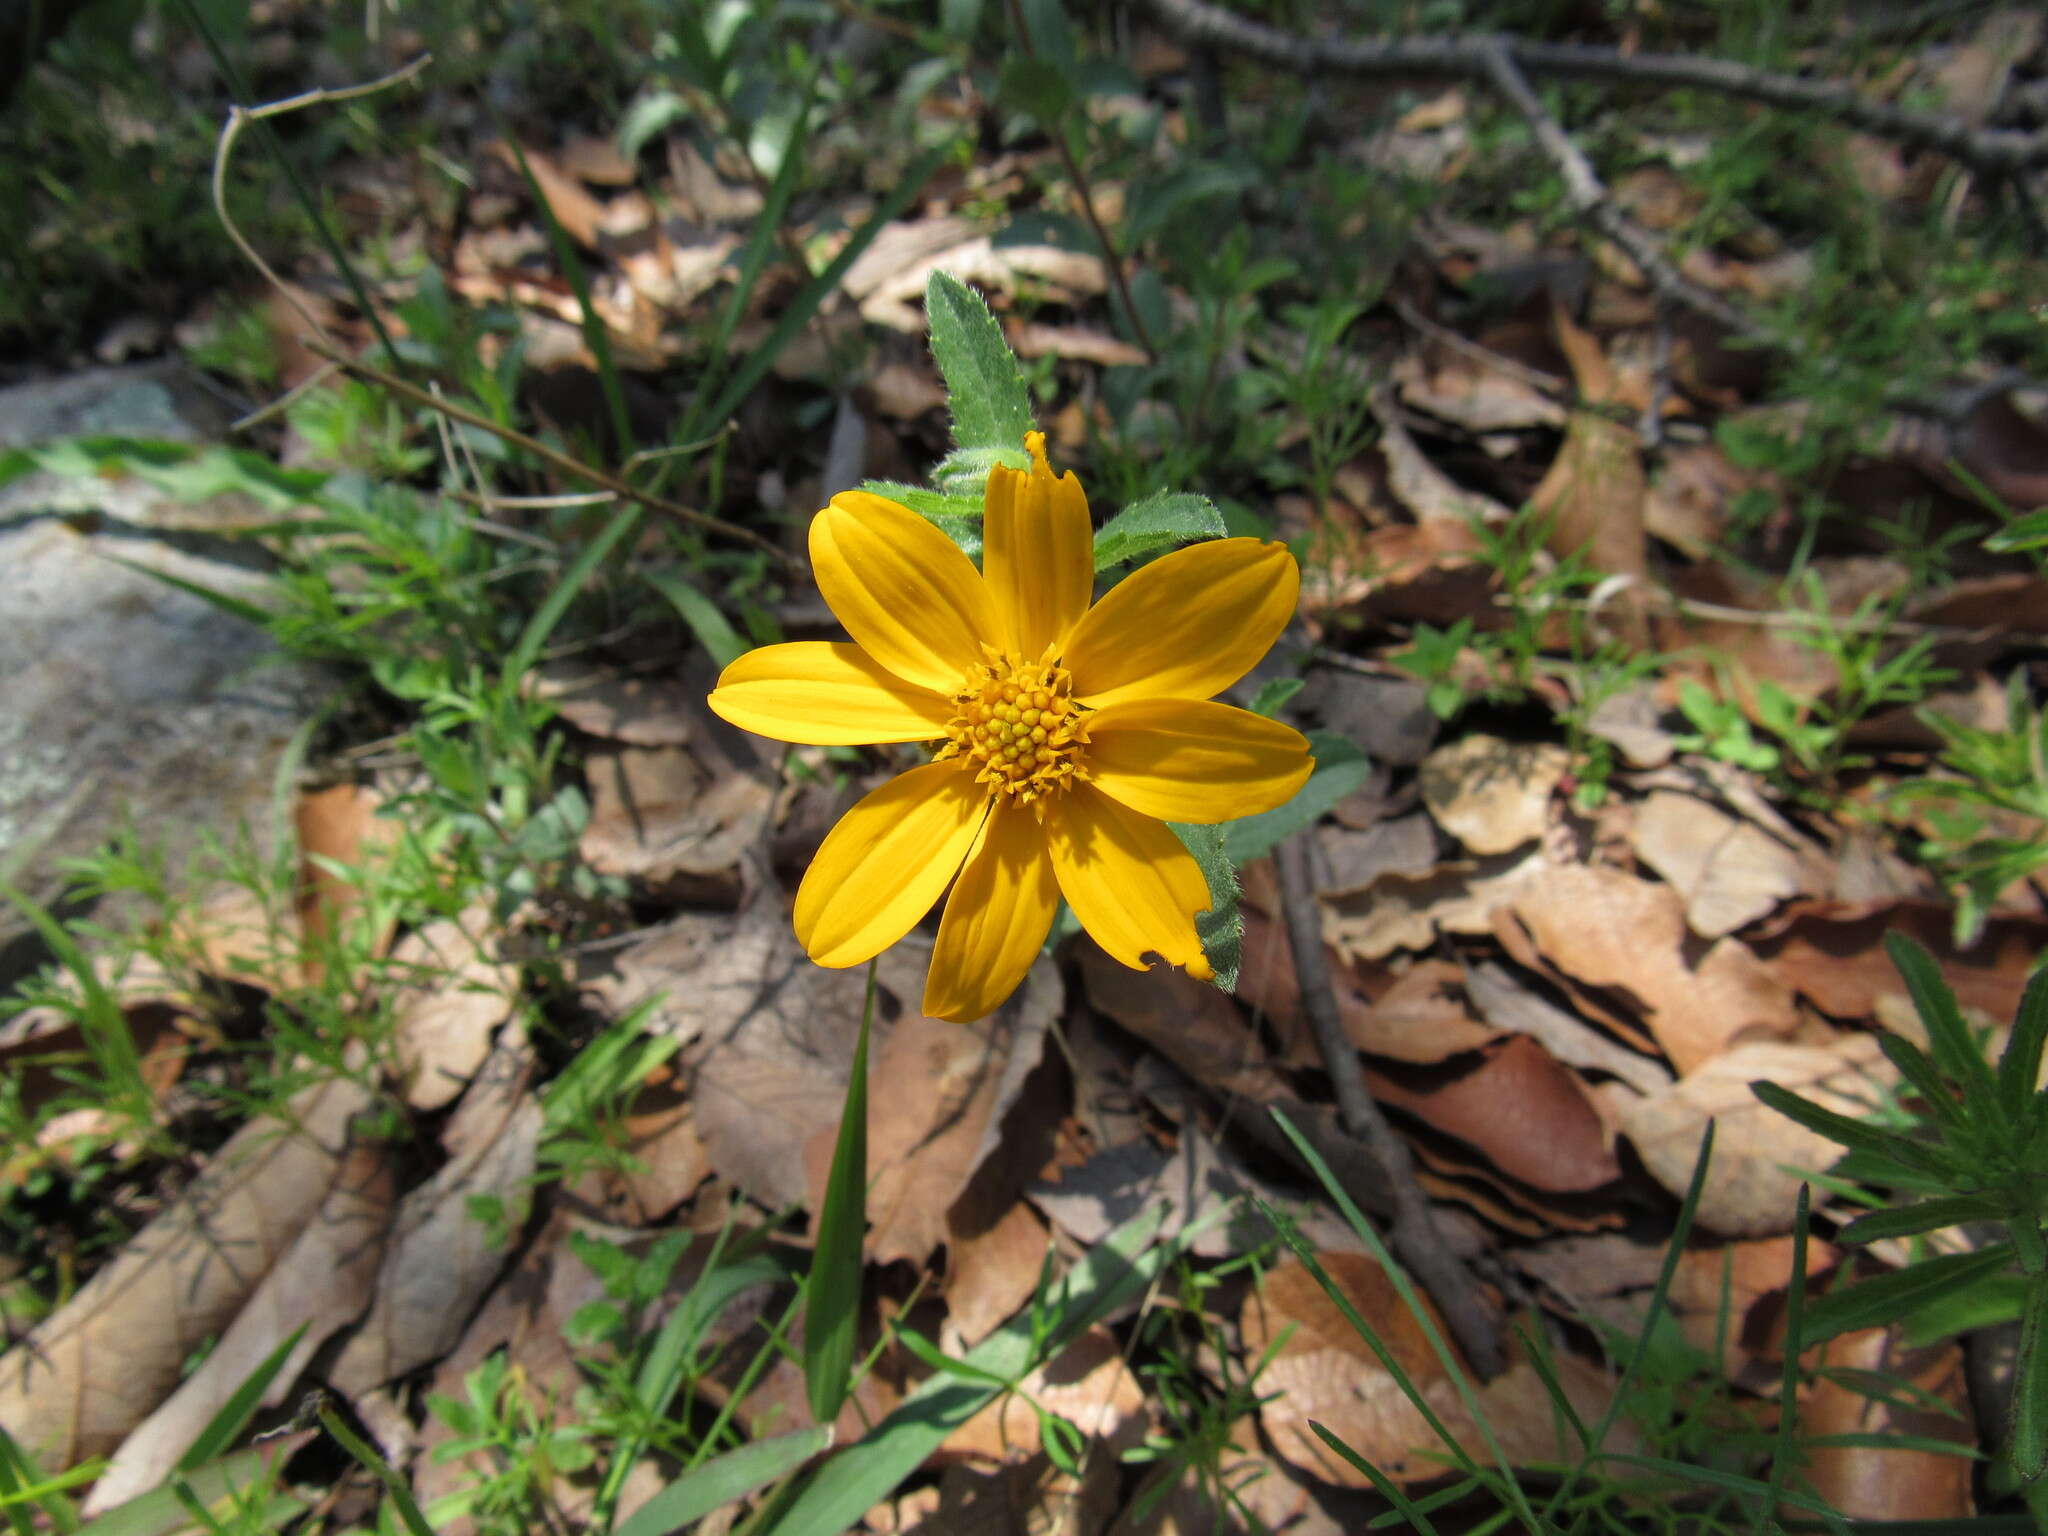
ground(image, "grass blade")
xmin=177 ymin=1323 xmax=310 ymax=1470
xmin=805 ymin=964 xmax=875 ymax=1426
xmin=503 ymin=503 xmax=642 ymax=683
xmin=614 ymin=1427 xmax=831 ymax=1536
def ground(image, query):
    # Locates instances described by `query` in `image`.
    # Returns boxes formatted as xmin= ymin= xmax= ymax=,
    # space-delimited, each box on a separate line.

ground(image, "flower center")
xmin=940 ymin=648 xmax=1088 ymax=807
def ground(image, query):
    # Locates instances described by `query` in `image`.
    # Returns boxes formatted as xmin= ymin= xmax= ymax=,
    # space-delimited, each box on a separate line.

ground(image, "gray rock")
xmin=0 ymin=365 xmax=326 ymax=989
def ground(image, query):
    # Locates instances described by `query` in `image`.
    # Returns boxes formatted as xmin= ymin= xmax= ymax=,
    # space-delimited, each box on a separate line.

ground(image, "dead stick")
xmin=302 ymin=336 xmax=801 ymax=574
xmin=1275 ymin=832 xmax=1507 ymax=1378
xmin=1475 ymin=39 xmax=1752 ymax=336
xmin=1134 ymin=0 xmax=2048 ymax=174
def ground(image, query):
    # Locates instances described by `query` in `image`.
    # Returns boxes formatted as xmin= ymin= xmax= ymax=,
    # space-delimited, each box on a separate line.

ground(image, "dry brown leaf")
xmin=295 ymin=780 xmax=396 ymax=951
xmin=814 ymin=958 xmax=1058 ymax=1267
xmin=388 ymin=903 xmax=518 ymax=1111
xmin=533 ymin=664 xmax=701 ymax=746
xmin=168 ymin=884 xmax=302 ymax=993
xmin=581 ymin=746 xmax=776 ymax=892
xmin=1243 ymin=1253 xmax=1622 ymax=1487
xmin=943 ymin=1327 xmax=1146 ymax=1467
xmin=1508 ymin=864 xmax=1799 ymax=1074
xmin=329 ymin=1078 xmax=543 ymax=1396
xmin=1365 ymin=1034 xmax=1619 ymax=1193
xmin=1005 ymin=322 xmax=1147 ymax=368
xmin=1392 ymin=339 xmax=1566 ymax=434
xmin=1325 ymin=848 xmax=1553 ymax=961
xmin=489 ymin=140 xmax=608 ymax=251
xmin=945 ymin=1199 xmax=1051 ymax=1352
xmin=86 ymin=1137 xmax=399 ymax=1512
xmin=1078 ymin=945 xmax=1290 ymax=1102
xmin=1629 ymin=789 xmax=1807 ymax=938
xmin=1750 ymin=899 xmax=2048 ymax=1025
xmin=1804 ymin=1327 xmax=1975 ymax=1517
xmin=1417 ymin=735 xmax=1567 ymax=855
xmin=1350 ymin=958 xmax=1503 ymax=1064
xmin=1530 ymin=303 xmax=1648 ymax=594
xmin=571 ymin=1078 xmax=711 ymax=1226
xmin=1369 ymin=385 xmax=1516 ymax=528
xmin=1461 ymin=959 xmax=1672 ymax=1096
xmin=584 ymin=908 xmax=781 ymax=1055
xmin=0 ymin=1073 xmax=372 ymax=1464
xmin=1617 ymin=1034 xmax=1897 ymax=1237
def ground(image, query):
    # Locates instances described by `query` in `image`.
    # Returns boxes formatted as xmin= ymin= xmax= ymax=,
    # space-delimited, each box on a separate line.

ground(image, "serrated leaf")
xmin=1220 ymin=731 xmax=1369 ymax=864
xmin=925 ymin=272 xmax=1034 ymax=455
xmin=1169 ymin=821 xmax=1241 ymax=991
xmin=860 ymin=478 xmax=987 ymax=560
xmin=1839 ymin=1194 xmax=2009 ymax=1246
xmin=1092 ymin=491 xmax=1226 ymax=571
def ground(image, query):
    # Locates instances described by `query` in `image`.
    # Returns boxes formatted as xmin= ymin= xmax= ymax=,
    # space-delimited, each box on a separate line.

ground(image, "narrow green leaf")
xmin=1903 ymin=1268 xmax=2031 ymax=1346
xmin=2009 ymin=1272 xmax=2048 ymax=1482
xmin=805 ymin=967 xmax=875 ymax=1426
xmin=1999 ymin=965 xmax=2048 ymax=1127
xmin=646 ymin=567 xmax=747 ymax=669
xmin=317 ymin=1402 xmax=435 ymax=1536
xmin=1987 ymin=510 xmax=2048 ymax=552
xmin=1091 ymin=491 xmax=1226 ymax=571
xmin=1748 ymin=1080 xmax=1954 ymax=1178
xmin=77 ymin=1447 xmax=297 ymax=1536
xmin=613 ymin=1427 xmax=831 ymax=1536
xmin=1308 ymin=1423 xmax=1442 ymax=1535
xmin=1839 ymin=1195 xmax=2008 ymax=1247
xmin=101 ymin=555 xmax=277 ymax=629
xmin=1874 ymin=1032 xmax=1969 ymax=1134
xmin=504 ymin=504 xmax=642 ymax=683
xmin=1883 ymin=932 xmax=1998 ymax=1112
xmin=1168 ymin=822 xmax=1242 ymax=991
xmin=178 ymin=1324 xmax=310 ymax=1471
xmin=1801 ymin=1245 xmax=2016 ymax=1346
xmin=769 ymin=1206 xmax=1175 ymax=1536
xmin=1756 ymin=1184 xmax=1813 ymax=1536
xmin=1220 ymin=732 xmax=1371 ymax=864
xmin=925 ymin=270 xmax=1035 ymax=454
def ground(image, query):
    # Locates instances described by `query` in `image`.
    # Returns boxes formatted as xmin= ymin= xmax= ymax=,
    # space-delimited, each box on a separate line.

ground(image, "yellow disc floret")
xmin=938 ymin=644 xmax=1089 ymax=808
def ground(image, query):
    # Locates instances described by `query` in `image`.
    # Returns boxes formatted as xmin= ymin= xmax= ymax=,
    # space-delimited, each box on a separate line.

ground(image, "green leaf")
xmin=1884 ymin=932 xmax=1999 ymax=1114
xmin=613 ymin=1428 xmax=831 ymax=1536
xmin=77 ymin=1447 xmax=303 ymax=1536
xmin=1839 ymin=1194 xmax=2009 ymax=1246
xmin=505 ymin=505 xmax=642 ymax=683
xmin=1801 ymin=1245 xmax=2017 ymax=1346
xmin=1904 ymin=1268 xmax=2031 ymax=1347
xmin=1987 ymin=510 xmax=2048 ymax=552
xmin=178 ymin=1325 xmax=310 ymax=1471
xmin=1169 ymin=822 xmax=1242 ymax=991
xmin=930 ymin=446 xmax=1024 ymax=499
xmin=925 ymin=271 xmax=1034 ymax=456
xmin=1220 ymin=732 xmax=1371 ymax=864
xmin=1250 ymin=677 xmax=1304 ymax=718
xmin=1091 ymin=491 xmax=1226 ymax=571
xmin=995 ymin=55 xmax=1073 ymax=124
xmin=1999 ymin=964 xmax=2048 ymax=1127
xmin=858 ymin=480 xmax=985 ymax=559
xmin=646 ymin=567 xmax=748 ymax=669
xmin=1748 ymin=1080 xmax=1956 ymax=1179
xmin=2008 ymin=1272 xmax=2048 ymax=1482
xmin=767 ymin=1206 xmax=1177 ymax=1536
xmin=805 ymin=968 xmax=875 ymax=1426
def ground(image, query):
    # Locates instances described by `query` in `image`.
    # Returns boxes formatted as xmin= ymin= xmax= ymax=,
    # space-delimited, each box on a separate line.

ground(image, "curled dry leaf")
xmin=388 ymin=902 xmax=519 ymax=1111
xmin=1364 ymin=1034 xmax=1620 ymax=1194
xmin=1461 ymin=959 xmax=1672 ymax=1097
xmin=580 ymin=746 xmax=773 ymax=894
xmin=0 ymin=1072 xmax=372 ymax=1464
xmin=1531 ymin=302 xmax=1647 ymax=597
xmin=1750 ymin=899 xmax=2048 ymax=1025
xmin=1324 ymin=848 xmax=1554 ymax=962
xmin=1804 ymin=1327 xmax=1975 ymax=1518
xmin=1243 ymin=1253 xmax=1622 ymax=1488
xmin=1417 ymin=735 xmax=1567 ymax=855
xmin=1617 ymin=1034 xmax=1896 ymax=1237
xmin=1628 ymin=789 xmax=1808 ymax=939
xmin=1507 ymin=864 xmax=1798 ymax=1074
xmin=86 ymin=1136 xmax=400 ymax=1513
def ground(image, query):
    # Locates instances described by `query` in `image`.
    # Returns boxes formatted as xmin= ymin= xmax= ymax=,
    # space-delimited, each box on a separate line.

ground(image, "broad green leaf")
xmin=995 ymin=55 xmax=1073 ymax=124
xmin=1800 ymin=1244 xmax=2016 ymax=1346
xmin=1220 ymin=731 xmax=1371 ymax=864
xmin=930 ymin=446 xmax=1023 ymax=498
xmin=805 ymin=970 xmax=874 ymax=1426
xmin=613 ymin=1428 xmax=831 ymax=1536
xmin=1091 ymin=491 xmax=1226 ymax=571
xmin=925 ymin=271 xmax=1034 ymax=456
xmin=857 ymin=480 xmax=984 ymax=560
xmin=1169 ymin=821 xmax=1241 ymax=991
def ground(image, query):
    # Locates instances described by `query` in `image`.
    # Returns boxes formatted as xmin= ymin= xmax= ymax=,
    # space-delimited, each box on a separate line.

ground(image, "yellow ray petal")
xmin=708 ymin=642 xmax=953 ymax=745
xmin=794 ymin=761 xmax=988 ymax=968
xmin=1084 ymin=697 xmax=1314 ymax=824
xmin=811 ymin=491 xmax=999 ymax=694
xmin=923 ymin=800 xmax=1060 ymax=1022
xmin=1063 ymin=538 xmax=1299 ymax=708
xmin=984 ymin=431 xmax=1093 ymax=661
xmin=1046 ymin=784 xmax=1212 ymax=979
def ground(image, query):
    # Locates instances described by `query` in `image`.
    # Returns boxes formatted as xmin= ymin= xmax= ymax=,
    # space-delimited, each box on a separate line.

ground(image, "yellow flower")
xmin=708 ymin=432 xmax=1313 ymax=1022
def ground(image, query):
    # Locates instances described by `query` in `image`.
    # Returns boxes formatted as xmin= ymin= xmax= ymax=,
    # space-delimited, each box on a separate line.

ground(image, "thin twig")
xmin=1274 ymin=833 xmax=1507 ymax=1378
xmin=209 ymin=55 xmax=433 ymax=353
xmin=1005 ymin=0 xmax=1158 ymax=361
xmin=301 ymin=336 xmax=800 ymax=571
xmin=1135 ymin=0 xmax=2048 ymax=173
xmin=1475 ymin=40 xmax=1753 ymax=336
xmin=1389 ymin=293 xmax=1569 ymax=399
